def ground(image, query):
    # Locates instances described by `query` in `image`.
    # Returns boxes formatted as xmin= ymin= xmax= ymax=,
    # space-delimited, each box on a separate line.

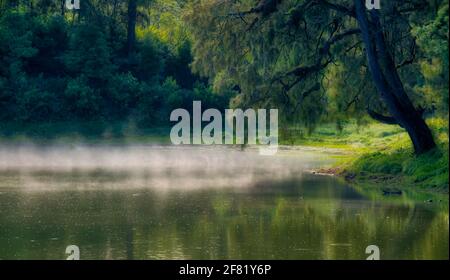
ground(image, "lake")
xmin=0 ymin=144 xmax=448 ymax=260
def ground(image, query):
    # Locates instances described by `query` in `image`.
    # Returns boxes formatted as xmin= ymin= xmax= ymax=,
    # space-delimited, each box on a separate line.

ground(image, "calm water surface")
xmin=0 ymin=145 xmax=448 ymax=259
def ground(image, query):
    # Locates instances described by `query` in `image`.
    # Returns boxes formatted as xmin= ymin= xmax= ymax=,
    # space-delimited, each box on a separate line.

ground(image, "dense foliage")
xmin=0 ymin=0 xmax=230 ymax=127
xmin=185 ymin=0 xmax=448 ymax=153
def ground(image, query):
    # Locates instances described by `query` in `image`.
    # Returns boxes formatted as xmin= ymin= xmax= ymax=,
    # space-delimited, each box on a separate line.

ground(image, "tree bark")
xmin=354 ymin=0 xmax=436 ymax=154
xmin=127 ymin=0 xmax=138 ymax=57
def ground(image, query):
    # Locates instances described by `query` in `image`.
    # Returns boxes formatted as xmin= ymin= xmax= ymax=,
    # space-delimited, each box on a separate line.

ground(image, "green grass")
xmin=279 ymin=121 xmax=407 ymax=151
xmin=281 ymin=118 xmax=449 ymax=193
xmin=344 ymin=146 xmax=449 ymax=192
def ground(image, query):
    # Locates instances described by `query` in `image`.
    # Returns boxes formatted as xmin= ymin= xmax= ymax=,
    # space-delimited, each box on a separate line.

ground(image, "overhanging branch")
xmin=367 ymin=109 xmax=401 ymax=126
xmin=274 ymin=28 xmax=360 ymax=90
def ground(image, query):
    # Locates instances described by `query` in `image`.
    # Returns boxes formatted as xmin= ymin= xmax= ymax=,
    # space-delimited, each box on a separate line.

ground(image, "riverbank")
xmin=281 ymin=119 xmax=449 ymax=194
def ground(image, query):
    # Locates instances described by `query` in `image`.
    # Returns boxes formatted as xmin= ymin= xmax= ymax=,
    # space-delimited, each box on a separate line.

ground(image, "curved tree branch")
xmin=367 ymin=109 xmax=402 ymax=126
xmin=275 ymin=28 xmax=360 ymax=88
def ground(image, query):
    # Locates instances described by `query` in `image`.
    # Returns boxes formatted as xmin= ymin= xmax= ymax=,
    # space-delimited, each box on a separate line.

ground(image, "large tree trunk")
xmin=127 ymin=0 xmax=137 ymax=57
xmin=354 ymin=0 xmax=436 ymax=155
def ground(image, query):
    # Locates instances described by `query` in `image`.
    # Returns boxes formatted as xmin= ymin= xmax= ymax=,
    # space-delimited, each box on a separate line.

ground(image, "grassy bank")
xmin=281 ymin=118 xmax=449 ymax=193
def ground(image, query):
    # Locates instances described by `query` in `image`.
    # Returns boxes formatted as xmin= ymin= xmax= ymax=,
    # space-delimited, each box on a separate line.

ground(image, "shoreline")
xmin=0 ymin=123 xmax=448 ymax=196
xmin=313 ymin=164 xmax=449 ymax=197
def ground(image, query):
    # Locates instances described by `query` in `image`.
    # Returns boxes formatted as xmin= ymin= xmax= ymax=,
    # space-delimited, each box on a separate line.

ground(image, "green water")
xmin=0 ymin=145 xmax=448 ymax=260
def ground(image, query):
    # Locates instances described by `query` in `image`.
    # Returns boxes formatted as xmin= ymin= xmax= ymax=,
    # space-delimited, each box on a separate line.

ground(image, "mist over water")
xmin=0 ymin=144 xmax=332 ymax=191
xmin=0 ymin=144 xmax=448 ymax=260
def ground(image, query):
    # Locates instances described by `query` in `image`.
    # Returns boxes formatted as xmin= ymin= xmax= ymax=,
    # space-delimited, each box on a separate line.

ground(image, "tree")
xmin=186 ymin=0 xmax=442 ymax=154
xmin=412 ymin=2 xmax=449 ymax=115
xmin=0 ymin=1 xmax=228 ymax=126
xmin=127 ymin=0 xmax=138 ymax=56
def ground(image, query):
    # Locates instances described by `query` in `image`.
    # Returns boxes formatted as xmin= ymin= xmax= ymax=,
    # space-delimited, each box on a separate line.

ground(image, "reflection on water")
xmin=0 ymin=145 xmax=448 ymax=260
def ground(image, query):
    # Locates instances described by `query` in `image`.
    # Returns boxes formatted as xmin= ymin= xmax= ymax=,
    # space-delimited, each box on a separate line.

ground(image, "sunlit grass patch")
xmin=339 ymin=118 xmax=449 ymax=192
xmin=283 ymin=118 xmax=449 ymax=192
